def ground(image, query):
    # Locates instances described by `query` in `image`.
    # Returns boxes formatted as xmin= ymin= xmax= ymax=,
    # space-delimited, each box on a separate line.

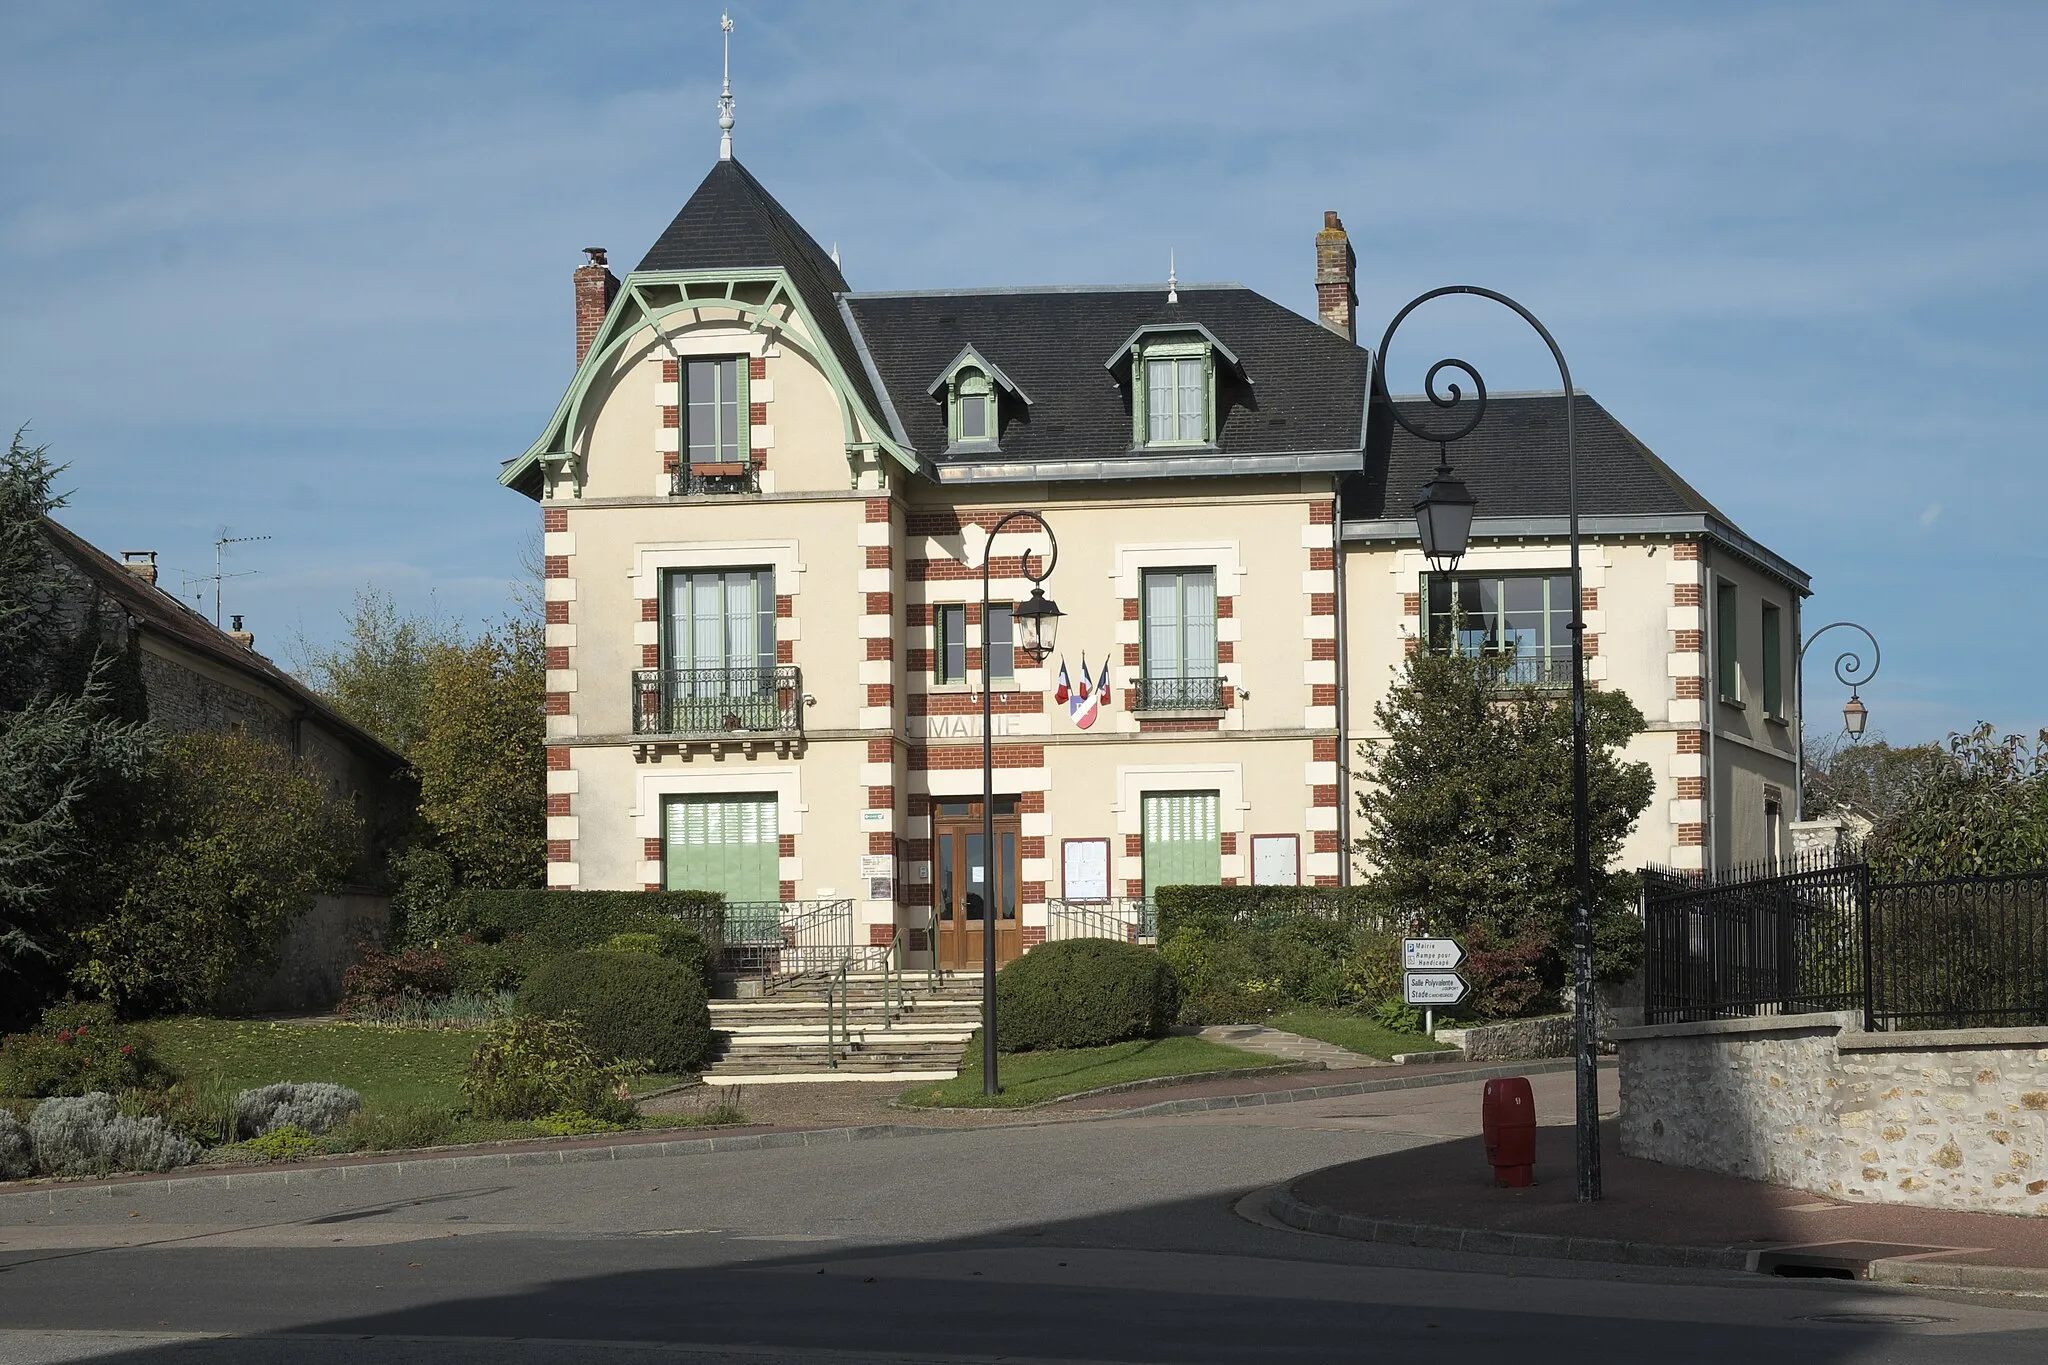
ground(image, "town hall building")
xmin=504 ymin=111 xmax=1810 ymax=971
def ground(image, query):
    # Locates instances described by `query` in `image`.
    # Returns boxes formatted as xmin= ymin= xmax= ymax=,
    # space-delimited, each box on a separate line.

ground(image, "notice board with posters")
xmin=1061 ymin=838 xmax=1110 ymax=902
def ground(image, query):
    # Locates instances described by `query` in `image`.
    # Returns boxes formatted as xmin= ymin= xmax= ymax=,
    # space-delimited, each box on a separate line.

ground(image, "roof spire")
xmin=717 ymin=11 xmax=736 ymax=161
xmin=1167 ymin=248 xmax=1178 ymax=305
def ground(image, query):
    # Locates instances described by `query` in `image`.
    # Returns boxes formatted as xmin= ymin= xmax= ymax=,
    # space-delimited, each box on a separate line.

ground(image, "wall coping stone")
xmin=1608 ymin=1011 xmax=1857 ymax=1042
xmin=1837 ymin=1024 xmax=2048 ymax=1052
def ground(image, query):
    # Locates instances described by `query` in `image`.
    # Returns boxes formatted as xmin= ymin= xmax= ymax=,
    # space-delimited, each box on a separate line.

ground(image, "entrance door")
xmin=933 ymin=799 xmax=1021 ymax=970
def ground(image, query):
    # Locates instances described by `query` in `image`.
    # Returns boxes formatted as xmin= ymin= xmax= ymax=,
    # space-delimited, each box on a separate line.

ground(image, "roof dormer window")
xmin=928 ymin=344 xmax=1031 ymax=456
xmin=1144 ymin=345 xmax=1209 ymax=445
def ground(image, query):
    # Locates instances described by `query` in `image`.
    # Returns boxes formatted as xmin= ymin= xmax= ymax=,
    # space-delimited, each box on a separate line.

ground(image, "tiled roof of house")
xmin=38 ymin=517 xmax=404 ymax=772
xmin=843 ymin=285 xmax=1369 ymax=469
xmin=634 ymin=159 xmax=886 ymax=437
xmin=1348 ymin=391 xmax=1736 ymax=524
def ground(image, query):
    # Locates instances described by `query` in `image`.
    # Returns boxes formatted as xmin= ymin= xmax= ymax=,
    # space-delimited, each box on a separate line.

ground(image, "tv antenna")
xmin=185 ymin=531 xmax=271 ymax=628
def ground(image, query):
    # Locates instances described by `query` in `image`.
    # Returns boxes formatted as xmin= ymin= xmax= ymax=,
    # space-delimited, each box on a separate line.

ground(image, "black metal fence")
xmin=1132 ymin=674 xmax=1226 ymax=711
xmin=1644 ymin=854 xmax=2048 ymax=1031
xmin=631 ymin=665 xmax=802 ymax=737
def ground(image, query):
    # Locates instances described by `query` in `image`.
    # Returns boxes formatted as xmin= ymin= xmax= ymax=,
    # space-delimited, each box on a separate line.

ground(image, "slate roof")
xmin=842 ymin=286 xmax=1369 ymax=468
xmin=1346 ymin=391 xmax=1735 ymax=525
xmin=38 ymin=517 xmax=404 ymax=772
xmin=634 ymin=159 xmax=885 ymax=438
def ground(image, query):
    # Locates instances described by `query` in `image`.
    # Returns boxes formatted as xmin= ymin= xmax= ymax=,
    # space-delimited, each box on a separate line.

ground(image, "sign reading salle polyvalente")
xmin=1402 ymin=937 xmax=1468 ymax=1007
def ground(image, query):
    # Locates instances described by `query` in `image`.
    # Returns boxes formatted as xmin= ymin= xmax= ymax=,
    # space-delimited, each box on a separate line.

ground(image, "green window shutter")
xmin=1142 ymin=791 xmax=1221 ymax=901
xmin=664 ymin=794 xmax=779 ymax=902
xmin=1761 ymin=603 xmax=1783 ymax=717
xmin=736 ymin=358 xmax=750 ymax=464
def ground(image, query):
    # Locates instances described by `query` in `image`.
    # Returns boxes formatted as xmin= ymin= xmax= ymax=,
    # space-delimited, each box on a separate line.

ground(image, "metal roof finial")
xmin=717 ymin=12 xmax=736 ymax=161
xmin=1167 ymin=248 xmax=1178 ymax=305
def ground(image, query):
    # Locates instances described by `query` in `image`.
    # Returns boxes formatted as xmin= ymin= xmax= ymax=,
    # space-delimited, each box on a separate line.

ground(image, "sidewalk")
xmin=1271 ymin=1071 xmax=2048 ymax=1291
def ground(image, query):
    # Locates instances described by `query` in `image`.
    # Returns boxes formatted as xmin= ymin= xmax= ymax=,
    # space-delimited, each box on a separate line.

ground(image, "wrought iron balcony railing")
xmin=670 ymin=463 xmax=761 ymax=496
xmin=631 ymin=665 xmax=802 ymax=737
xmin=1133 ymin=673 xmax=1226 ymax=712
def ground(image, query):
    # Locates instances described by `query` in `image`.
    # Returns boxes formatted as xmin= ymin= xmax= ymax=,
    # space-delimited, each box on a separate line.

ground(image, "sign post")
xmin=1402 ymin=937 xmax=1467 ymax=1036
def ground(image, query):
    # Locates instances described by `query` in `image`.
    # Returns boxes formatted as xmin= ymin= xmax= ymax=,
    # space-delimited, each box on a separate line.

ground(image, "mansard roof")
xmin=634 ymin=159 xmax=885 ymax=435
xmin=842 ymin=285 xmax=1369 ymax=482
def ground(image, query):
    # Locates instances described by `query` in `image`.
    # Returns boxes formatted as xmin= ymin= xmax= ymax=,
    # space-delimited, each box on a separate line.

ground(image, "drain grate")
xmin=1804 ymin=1312 xmax=1951 ymax=1326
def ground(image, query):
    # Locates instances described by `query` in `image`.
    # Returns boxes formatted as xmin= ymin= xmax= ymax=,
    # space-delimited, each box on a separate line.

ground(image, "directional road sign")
xmin=1403 ymin=971 xmax=1469 ymax=1006
xmin=1403 ymin=937 xmax=1464 ymax=972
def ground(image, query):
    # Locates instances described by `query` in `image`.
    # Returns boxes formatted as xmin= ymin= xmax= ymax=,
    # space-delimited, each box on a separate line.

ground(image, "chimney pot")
xmin=120 ymin=550 xmax=159 ymax=588
xmin=227 ymin=614 xmax=255 ymax=650
xmin=574 ymin=248 xmax=621 ymax=367
xmin=1315 ymin=211 xmax=1357 ymax=343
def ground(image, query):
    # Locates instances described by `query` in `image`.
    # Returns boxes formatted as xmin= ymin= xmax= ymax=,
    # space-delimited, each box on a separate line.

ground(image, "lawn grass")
xmin=148 ymin=1018 xmax=480 ymax=1111
xmin=1266 ymin=1009 xmax=1451 ymax=1061
xmin=898 ymin=1035 xmax=1274 ymax=1109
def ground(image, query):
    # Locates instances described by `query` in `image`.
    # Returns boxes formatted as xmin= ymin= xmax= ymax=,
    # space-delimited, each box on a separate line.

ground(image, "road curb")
xmin=1267 ymin=1185 xmax=2048 ymax=1291
xmin=896 ymin=1061 xmax=1323 ymax=1114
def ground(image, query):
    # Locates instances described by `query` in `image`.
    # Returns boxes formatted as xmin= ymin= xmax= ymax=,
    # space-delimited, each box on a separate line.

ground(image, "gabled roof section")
xmin=38 ymin=517 xmax=406 ymax=771
xmin=635 ymin=159 xmax=885 ymax=432
xmin=843 ymin=285 xmax=1368 ymax=475
xmin=1103 ymin=321 xmax=1242 ymax=373
xmin=924 ymin=343 xmax=1033 ymax=406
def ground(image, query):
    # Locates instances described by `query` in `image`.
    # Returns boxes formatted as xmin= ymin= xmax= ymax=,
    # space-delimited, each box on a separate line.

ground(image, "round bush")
xmin=516 ymin=951 xmax=712 ymax=1073
xmin=993 ymin=939 xmax=1181 ymax=1051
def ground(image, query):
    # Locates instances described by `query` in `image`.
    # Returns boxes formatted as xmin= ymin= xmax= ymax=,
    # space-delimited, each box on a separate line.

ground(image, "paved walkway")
xmin=1192 ymin=1023 xmax=1387 ymax=1069
xmin=1273 ymin=1067 xmax=2048 ymax=1289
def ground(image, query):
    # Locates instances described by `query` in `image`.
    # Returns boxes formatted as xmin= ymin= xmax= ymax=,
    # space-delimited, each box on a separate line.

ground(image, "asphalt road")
xmin=0 ymin=1074 xmax=2043 ymax=1364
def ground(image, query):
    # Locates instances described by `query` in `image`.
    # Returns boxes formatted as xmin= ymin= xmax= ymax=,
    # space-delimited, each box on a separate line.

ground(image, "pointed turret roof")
xmin=635 ymin=159 xmax=882 ymax=426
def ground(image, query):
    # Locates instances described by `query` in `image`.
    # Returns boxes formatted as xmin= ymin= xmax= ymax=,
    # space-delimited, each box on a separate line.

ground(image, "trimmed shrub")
xmin=0 ymin=1110 xmax=32 ymax=1180
xmin=235 ymin=1082 xmax=363 ymax=1137
xmin=29 ymin=1092 xmax=198 ymax=1176
xmin=463 ymin=1016 xmax=635 ymax=1122
xmin=517 ymin=951 xmax=712 ymax=1073
xmin=0 ymin=1002 xmax=167 ymax=1098
xmin=340 ymin=944 xmax=457 ymax=1019
xmin=431 ymin=892 xmax=719 ymax=994
xmin=1154 ymin=884 xmax=1393 ymax=943
xmin=993 ymin=940 xmax=1181 ymax=1051
xmin=243 ymin=1125 xmax=321 ymax=1161
xmin=600 ymin=932 xmax=663 ymax=956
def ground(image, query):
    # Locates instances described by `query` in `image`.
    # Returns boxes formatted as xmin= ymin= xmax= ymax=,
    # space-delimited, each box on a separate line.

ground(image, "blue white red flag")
xmin=1054 ymin=657 xmax=1071 ymax=705
xmin=1074 ymin=652 xmax=1102 ymax=730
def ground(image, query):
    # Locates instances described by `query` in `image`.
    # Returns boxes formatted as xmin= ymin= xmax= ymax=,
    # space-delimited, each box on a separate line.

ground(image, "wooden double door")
xmin=933 ymin=799 xmax=1021 ymax=970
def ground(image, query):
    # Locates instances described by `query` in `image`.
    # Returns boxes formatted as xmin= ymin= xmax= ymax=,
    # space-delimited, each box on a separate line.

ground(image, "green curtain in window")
xmin=1142 ymin=791 xmax=1221 ymax=901
xmin=664 ymin=794 xmax=779 ymax=906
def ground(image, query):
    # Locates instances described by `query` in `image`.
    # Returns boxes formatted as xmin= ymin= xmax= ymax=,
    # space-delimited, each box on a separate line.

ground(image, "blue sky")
xmin=2 ymin=1 xmax=2043 ymax=743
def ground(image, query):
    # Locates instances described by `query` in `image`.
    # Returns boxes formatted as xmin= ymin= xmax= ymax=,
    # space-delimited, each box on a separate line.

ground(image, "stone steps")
xmin=701 ymin=972 xmax=983 ymax=1082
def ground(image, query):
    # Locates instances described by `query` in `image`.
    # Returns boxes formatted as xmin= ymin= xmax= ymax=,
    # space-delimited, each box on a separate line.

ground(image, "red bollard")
xmin=1482 ymin=1076 xmax=1536 ymax=1188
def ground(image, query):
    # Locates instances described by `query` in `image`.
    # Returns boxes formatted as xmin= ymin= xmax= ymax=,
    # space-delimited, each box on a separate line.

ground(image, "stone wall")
xmin=1615 ymin=1013 xmax=2048 ymax=1216
xmin=238 ymin=893 xmax=390 ymax=1014
xmin=1439 ymin=1014 xmax=1574 ymax=1061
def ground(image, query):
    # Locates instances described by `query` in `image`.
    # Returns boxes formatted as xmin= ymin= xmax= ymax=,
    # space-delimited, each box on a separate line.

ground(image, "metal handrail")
xmin=670 ymin=464 xmax=761 ymax=496
xmin=1045 ymin=897 xmax=1157 ymax=945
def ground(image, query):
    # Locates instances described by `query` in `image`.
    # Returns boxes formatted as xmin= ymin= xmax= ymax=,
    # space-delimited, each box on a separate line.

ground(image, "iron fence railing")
xmin=717 ymin=898 xmax=890 ymax=984
xmin=1045 ymin=898 xmax=1157 ymax=946
xmin=1133 ymin=674 xmax=1225 ymax=711
xmin=631 ymin=666 xmax=801 ymax=738
xmin=670 ymin=464 xmax=761 ymax=496
xmin=1644 ymin=857 xmax=2048 ymax=1031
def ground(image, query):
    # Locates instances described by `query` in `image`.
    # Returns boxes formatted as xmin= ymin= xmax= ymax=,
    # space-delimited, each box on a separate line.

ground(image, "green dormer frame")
xmin=925 ymin=343 xmax=1032 ymax=455
xmin=1103 ymin=323 xmax=1242 ymax=451
xmin=500 ymin=268 xmax=915 ymax=498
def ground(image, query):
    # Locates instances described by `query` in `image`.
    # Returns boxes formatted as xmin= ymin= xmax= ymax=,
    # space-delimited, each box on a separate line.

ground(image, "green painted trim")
xmin=1133 ymin=341 xmax=1216 ymax=450
xmin=501 ymin=267 xmax=913 ymax=497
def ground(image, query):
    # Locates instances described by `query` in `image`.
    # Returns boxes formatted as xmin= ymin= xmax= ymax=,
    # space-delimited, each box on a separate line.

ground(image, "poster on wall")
xmin=860 ymin=853 xmax=894 ymax=903
xmin=1251 ymin=835 xmax=1300 ymax=887
xmin=1061 ymin=838 xmax=1110 ymax=902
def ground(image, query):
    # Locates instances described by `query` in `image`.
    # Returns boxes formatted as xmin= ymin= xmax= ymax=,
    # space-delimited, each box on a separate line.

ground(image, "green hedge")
xmin=994 ymin=939 xmax=1181 ymax=1051
xmin=1153 ymin=884 xmax=1394 ymax=942
xmin=517 ymin=951 xmax=714 ymax=1073
xmin=435 ymin=890 xmax=721 ymax=992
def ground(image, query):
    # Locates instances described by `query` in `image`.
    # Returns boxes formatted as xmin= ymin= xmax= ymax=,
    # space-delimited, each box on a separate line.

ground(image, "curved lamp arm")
xmin=1798 ymin=620 xmax=1881 ymax=693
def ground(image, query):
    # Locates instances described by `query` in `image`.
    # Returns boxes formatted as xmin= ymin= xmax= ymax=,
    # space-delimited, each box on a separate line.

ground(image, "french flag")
xmin=1074 ymin=653 xmax=1105 ymax=730
xmin=1054 ymin=658 xmax=1071 ymax=705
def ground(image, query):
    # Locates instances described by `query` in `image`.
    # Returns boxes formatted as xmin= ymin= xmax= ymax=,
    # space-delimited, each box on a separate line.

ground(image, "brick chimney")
xmin=228 ymin=614 xmax=255 ymax=650
xmin=120 ymin=550 xmax=158 ymax=588
xmin=1315 ymin=211 xmax=1357 ymax=342
xmin=574 ymin=247 xmax=620 ymax=366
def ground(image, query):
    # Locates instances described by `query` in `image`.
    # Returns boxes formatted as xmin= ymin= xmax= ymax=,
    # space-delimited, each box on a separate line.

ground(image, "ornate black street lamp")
xmin=1370 ymin=286 xmax=1603 ymax=1202
xmin=1795 ymin=621 xmax=1881 ymax=823
xmin=980 ymin=510 xmax=1061 ymax=1096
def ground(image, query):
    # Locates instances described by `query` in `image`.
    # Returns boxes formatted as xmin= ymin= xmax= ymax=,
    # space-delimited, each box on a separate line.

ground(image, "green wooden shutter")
xmin=664 ymin=794 xmax=779 ymax=903
xmin=1142 ymin=791 xmax=1221 ymax=901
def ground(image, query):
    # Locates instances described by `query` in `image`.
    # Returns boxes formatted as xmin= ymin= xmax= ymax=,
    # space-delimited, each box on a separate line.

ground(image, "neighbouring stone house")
xmin=502 ymin=119 xmax=1811 ymax=971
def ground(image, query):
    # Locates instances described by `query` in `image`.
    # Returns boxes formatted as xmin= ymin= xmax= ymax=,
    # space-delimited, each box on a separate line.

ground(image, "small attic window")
xmin=1138 ymin=339 xmax=1213 ymax=447
xmin=954 ymin=367 xmax=993 ymax=446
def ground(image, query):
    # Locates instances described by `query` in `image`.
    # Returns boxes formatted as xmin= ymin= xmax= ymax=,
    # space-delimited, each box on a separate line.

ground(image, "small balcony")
xmin=632 ymin=666 xmax=803 ymax=737
xmin=1133 ymin=673 xmax=1225 ymax=712
xmin=670 ymin=462 xmax=760 ymax=496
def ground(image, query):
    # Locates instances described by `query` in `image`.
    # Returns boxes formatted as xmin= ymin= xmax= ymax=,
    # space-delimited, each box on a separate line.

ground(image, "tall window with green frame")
xmin=685 ymin=357 xmax=749 ymax=468
xmin=951 ymin=367 xmax=995 ymax=448
xmin=1140 ymin=569 xmax=1218 ymax=709
xmin=1141 ymin=346 xmax=1209 ymax=446
xmin=1761 ymin=602 xmax=1783 ymax=719
xmin=1715 ymin=580 xmax=1740 ymax=703
xmin=934 ymin=603 xmax=1011 ymax=685
xmin=663 ymin=564 xmax=774 ymax=695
